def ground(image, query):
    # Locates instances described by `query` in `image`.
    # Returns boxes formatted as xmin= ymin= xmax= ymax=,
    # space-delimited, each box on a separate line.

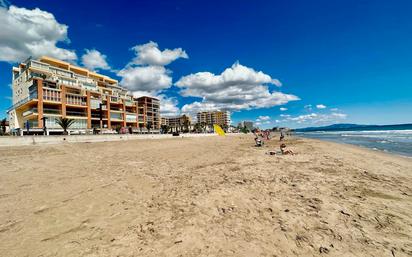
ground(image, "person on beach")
xmin=267 ymin=143 xmax=295 ymax=155
xmin=280 ymin=143 xmax=295 ymax=155
xmin=280 ymin=129 xmax=285 ymax=141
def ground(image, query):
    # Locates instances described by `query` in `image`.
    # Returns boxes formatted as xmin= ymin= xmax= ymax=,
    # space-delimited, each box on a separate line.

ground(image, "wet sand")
xmin=0 ymin=134 xmax=411 ymax=256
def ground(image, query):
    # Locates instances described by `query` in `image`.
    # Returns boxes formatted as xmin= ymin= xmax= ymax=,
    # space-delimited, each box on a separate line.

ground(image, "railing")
xmin=66 ymin=110 xmax=87 ymax=117
xmin=91 ymin=113 xmax=108 ymax=119
xmin=66 ymin=94 xmax=86 ymax=106
xmin=110 ymin=96 xmax=119 ymax=103
xmin=126 ymin=114 xmax=137 ymax=122
xmin=110 ymin=112 xmax=123 ymax=120
xmin=22 ymin=108 xmax=38 ymax=117
xmin=7 ymin=96 xmax=33 ymax=113
xmin=43 ymin=88 xmax=61 ymax=102
xmin=44 ymin=108 xmax=61 ymax=115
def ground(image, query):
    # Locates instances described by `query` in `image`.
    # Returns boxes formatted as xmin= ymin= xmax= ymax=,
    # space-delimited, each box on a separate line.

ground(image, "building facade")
xmin=161 ymin=115 xmax=191 ymax=132
xmin=196 ymin=111 xmax=231 ymax=127
xmin=8 ymin=56 xmax=157 ymax=133
xmin=136 ymin=96 xmax=160 ymax=131
xmin=238 ymin=121 xmax=254 ymax=131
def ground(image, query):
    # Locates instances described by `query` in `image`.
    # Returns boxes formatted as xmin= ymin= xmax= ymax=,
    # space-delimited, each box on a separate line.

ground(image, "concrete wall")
xmin=0 ymin=133 xmax=219 ymax=147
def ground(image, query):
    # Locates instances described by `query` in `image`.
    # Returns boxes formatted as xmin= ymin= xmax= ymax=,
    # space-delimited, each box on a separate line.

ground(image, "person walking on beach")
xmin=280 ymin=129 xmax=285 ymax=141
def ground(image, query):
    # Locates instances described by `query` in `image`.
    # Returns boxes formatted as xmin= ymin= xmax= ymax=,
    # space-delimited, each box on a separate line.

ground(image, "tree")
xmin=139 ymin=123 xmax=144 ymax=133
xmin=194 ymin=123 xmax=202 ymax=133
xmin=146 ymin=121 xmax=152 ymax=133
xmin=56 ymin=117 xmax=75 ymax=135
xmin=221 ymin=124 xmax=229 ymax=132
xmin=161 ymin=124 xmax=170 ymax=134
xmin=0 ymin=118 xmax=6 ymax=135
xmin=240 ymin=126 xmax=249 ymax=134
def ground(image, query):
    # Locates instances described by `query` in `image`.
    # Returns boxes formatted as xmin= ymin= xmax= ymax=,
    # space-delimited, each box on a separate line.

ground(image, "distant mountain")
xmin=294 ymin=123 xmax=412 ymax=132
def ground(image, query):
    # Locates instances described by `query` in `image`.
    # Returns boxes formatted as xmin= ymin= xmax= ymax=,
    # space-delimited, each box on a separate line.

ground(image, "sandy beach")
xmin=0 ymin=134 xmax=411 ymax=257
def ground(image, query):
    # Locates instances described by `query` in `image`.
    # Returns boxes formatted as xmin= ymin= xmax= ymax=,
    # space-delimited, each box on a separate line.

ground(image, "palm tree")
xmin=56 ymin=117 xmax=75 ymax=135
xmin=161 ymin=124 xmax=170 ymax=134
xmin=0 ymin=118 xmax=6 ymax=135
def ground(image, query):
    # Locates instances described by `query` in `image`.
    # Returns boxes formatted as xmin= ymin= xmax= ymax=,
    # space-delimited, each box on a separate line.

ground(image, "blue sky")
xmin=1 ymin=0 xmax=411 ymax=128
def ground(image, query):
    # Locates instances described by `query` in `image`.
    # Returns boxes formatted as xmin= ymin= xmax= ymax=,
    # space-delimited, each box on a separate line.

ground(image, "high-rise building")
xmin=7 ymin=56 xmax=159 ymax=133
xmin=196 ymin=111 xmax=231 ymax=127
xmin=136 ymin=96 xmax=160 ymax=131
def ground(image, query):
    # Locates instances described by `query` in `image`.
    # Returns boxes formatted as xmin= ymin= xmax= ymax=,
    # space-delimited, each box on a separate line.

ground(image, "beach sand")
xmin=0 ymin=134 xmax=411 ymax=257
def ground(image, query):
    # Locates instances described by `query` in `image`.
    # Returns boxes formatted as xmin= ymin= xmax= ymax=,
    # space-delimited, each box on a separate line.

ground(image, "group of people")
xmin=253 ymin=129 xmax=295 ymax=155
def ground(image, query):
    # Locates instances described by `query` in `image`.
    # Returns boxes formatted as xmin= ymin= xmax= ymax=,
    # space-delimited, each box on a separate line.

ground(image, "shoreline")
xmin=295 ymin=135 xmax=412 ymax=159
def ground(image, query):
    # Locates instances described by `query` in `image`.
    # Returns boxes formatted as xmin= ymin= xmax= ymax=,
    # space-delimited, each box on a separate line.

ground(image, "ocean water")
xmin=297 ymin=130 xmax=412 ymax=157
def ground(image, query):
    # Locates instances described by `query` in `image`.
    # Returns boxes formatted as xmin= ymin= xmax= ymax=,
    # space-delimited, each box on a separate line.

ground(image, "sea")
xmin=297 ymin=129 xmax=412 ymax=157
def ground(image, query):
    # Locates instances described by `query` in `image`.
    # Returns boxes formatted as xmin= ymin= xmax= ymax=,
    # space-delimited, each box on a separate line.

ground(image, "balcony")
xmin=66 ymin=94 xmax=87 ymax=106
xmin=43 ymin=108 xmax=61 ymax=115
xmin=91 ymin=112 xmax=108 ymax=119
xmin=22 ymin=108 xmax=38 ymax=117
xmin=43 ymin=88 xmax=61 ymax=102
xmin=110 ymin=112 xmax=123 ymax=121
xmin=110 ymin=96 xmax=120 ymax=103
xmin=66 ymin=110 xmax=87 ymax=117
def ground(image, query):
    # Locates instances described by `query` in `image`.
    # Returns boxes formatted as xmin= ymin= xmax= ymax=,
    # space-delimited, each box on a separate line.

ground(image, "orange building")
xmin=8 ymin=56 xmax=157 ymax=134
xmin=136 ymin=96 xmax=160 ymax=131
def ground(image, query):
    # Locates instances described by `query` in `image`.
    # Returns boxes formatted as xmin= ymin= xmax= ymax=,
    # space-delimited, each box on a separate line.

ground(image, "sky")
xmin=0 ymin=0 xmax=411 ymax=128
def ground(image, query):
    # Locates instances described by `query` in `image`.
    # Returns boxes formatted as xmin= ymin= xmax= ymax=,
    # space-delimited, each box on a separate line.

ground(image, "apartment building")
xmin=7 ymin=56 xmax=149 ymax=133
xmin=136 ymin=96 xmax=160 ymax=131
xmin=161 ymin=115 xmax=191 ymax=132
xmin=196 ymin=111 xmax=231 ymax=127
xmin=238 ymin=121 xmax=254 ymax=131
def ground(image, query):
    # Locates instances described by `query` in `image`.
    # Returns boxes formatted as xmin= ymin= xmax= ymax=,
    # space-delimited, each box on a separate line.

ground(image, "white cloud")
xmin=158 ymin=95 xmax=180 ymax=117
xmin=257 ymin=115 xmax=270 ymax=121
xmin=118 ymin=65 xmax=172 ymax=95
xmin=0 ymin=5 xmax=77 ymax=63
xmin=117 ymin=41 xmax=188 ymax=97
xmin=129 ymin=41 xmax=188 ymax=66
xmin=81 ymin=49 xmax=110 ymax=71
xmin=330 ymin=108 xmax=339 ymax=111
xmin=177 ymin=62 xmax=299 ymax=115
xmin=282 ymin=112 xmax=347 ymax=124
xmin=280 ymin=114 xmax=290 ymax=118
xmin=304 ymin=104 xmax=313 ymax=111
xmin=316 ymin=104 xmax=327 ymax=109
xmin=280 ymin=107 xmax=287 ymax=111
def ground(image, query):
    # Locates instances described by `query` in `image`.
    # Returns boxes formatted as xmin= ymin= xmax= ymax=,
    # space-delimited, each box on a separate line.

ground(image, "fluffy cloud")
xmin=129 ymin=41 xmax=188 ymax=66
xmin=316 ymin=104 xmax=327 ymax=109
xmin=158 ymin=95 xmax=180 ymax=117
xmin=0 ymin=5 xmax=77 ymax=62
xmin=81 ymin=49 xmax=110 ymax=71
xmin=177 ymin=62 xmax=299 ymax=114
xmin=282 ymin=112 xmax=347 ymax=124
xmin=118 ymin=41 xmax=187 ymax=97
xmin=280 ymin=107 xmax=287 ymax=111
xmin=118 ymin=65 xmax=172 ymax=95
xmin=256 ymin=115 xmax=270 ymax=121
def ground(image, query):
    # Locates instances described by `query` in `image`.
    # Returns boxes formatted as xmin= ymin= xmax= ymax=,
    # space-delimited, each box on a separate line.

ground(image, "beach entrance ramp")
xmin=213 ymin=124 xmax=226 ymax=136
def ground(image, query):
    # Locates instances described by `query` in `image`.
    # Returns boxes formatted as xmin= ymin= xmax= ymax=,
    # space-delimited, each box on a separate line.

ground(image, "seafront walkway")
xmin=0 ymin=133 xmax=221 ymax=147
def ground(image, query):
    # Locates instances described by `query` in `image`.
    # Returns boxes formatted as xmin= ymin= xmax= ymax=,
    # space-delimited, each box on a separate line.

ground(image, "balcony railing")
xmin=66 ymin=94 xmax=86 ymax=106
xmin=43 ymin=88 xmax=61 ymax=102
xmin=66 ymin=110 xmax=87 ymax=117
